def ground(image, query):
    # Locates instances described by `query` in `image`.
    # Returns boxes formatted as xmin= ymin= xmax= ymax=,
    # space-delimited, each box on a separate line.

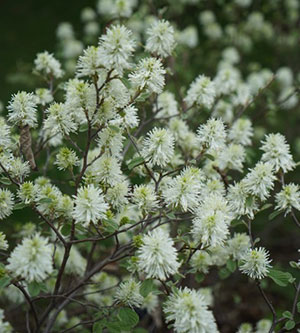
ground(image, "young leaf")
xmin=268 ymin=210 xmax=282 ymax=221
xmin=282 ymin=311 xmax=293 ymax=319
xmin=284 ymin=320 xmax=295 ymax=330
xmin=268 ymin=268 xmax=294 ymax=287
xmin=118 ymin=307 xmax=139 ymax=328
xmin=128 ymin=157 xmax=144 ymax=171
xmin=226 ymin=259 xmax=237 ymax=273
xmin=140 ymin=279 xmax=156 ymax=297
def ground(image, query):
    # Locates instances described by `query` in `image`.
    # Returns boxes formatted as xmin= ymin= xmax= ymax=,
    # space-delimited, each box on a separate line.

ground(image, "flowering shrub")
xmin=0 ymin=0 xmax=300 ymax=332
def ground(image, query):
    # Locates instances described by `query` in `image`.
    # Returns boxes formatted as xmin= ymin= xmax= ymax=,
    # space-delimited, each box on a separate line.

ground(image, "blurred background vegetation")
xmin=0 ymin=0 xmax=93 ymax=102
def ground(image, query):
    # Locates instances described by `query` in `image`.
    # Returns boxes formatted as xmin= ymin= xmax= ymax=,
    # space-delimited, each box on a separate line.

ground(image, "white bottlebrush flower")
xmin=114 ymin=278 xmax=144 ymax=308
xmin=64 ymin=79 xmax=96 ymax=122
xmin=190 ymin=250 xmax=212 ymax=273
xmin=7 ymin=233 xmax=53 ymax=282
xmin=200 ymin=179 xmax=226 ymax=198
xmin=17 ymin=181 xmax=37 ymax=204
xmin=56 ymin=22 xmax=74 ymax=40
xmin=55 ymin=147 xmax=79 ymax=170
xmin=243 ymin=162 xmax=276 ymax=201
xmin=222 ymin=47 xmax=240 ymax=64
xmin=141 ymin=127 xmax=175 ymax=167
xmin=94 ymin=154 xmax=123 ymax=186
xmin=97 ymin=0 xmax=137 ymax=18
xmin=97 ymin=127 xmax=125 ymax=158
xmin=73 ymin=184 xmax=108 ymax=227
xmin=227 ymin=233 xmax=251 ymax=260
xmin=214 ymin=66 xmax=240 ymax=96
xmin=84 ymin=21 xmax=100 ymax=36
xmin=98 ymin=25 xmax=135 ymax=74
xmin=0 ymin=232 xmax=8 ymax=250
xmin=232 ymin=83 xmax=252 ymax=106
xmin=155 ymin=91 xmax=178 ymax=117
xmin=197 ymin=118 xmax=227 ymax=151
xmin=177 ymin=26 xmax=198 ymax=48
xmin=142 ymin=292 xmax=159 ymax=314
xmin=61 ymin=39 xmax=83 ymax=59
xmin=209 ymin=245 xmax=230 ymax=267
xmin=8 ymin=157 xmax=30 ymax=181
xmin=145 ymin=19 xmax=175 ymax=58
xmin=164 ymin=287 xmax=219 ymax=333
xmin=237 ymin=323 xmax=253 ymax=333
xmin=35 ymin=88 xmax=53 ymax=106
xmin=229 ymin=118 xmax=253 ymax=146
xmin=240 ymin=247 xmax=272 ymax=279
xmin=0 ymin=118 xmax=11 ymax=149
xmin=34 ymin=51 xmax=63 ymax=78
xmin=44 ymin=103 xmax=77 ymax=136
xmin=132 ymin=184 xmax=158 ymax=213
xmin=255 ymin=319 xmax=272 ymax=333
xmin=218 ymin=143 xmax=246 ymax=172
xmin=129 ymin=57 xmax=166 ymax=94
xmin=260 ymin=133 xmax=295 ymax=173
xmin=81 ymin=7 xmax=97 ymax=22
xmin=275 ymin=183 xmax=300 ymax=214
xmin=185 ymin=75 xmax=216 ymax=109
xmin=123 ymin=104 xmax=139 ymax=128
xmin=35 ymin=184 xmax=62 ymax=216
xmin=57 ymin=194 xmax=74 ymax=219
xmin=212 ymin=100 xmax=234 ymax=123
xmin=192 ymin=194 xmax=231 ymax=247
xmin=106 ymin=181 xmax=129 ymax=210
xmin=7 ymin=91 xmax=38 ymax=128
xmin=163 ymin=167 xmax=204 ymax=211
xmin=137 ymin=228 xmax=180 ymax=280
xmin=76 ymin=46 xmax=101 ymax=77
xmin=0 ymin=189 xmax=14 ymax=220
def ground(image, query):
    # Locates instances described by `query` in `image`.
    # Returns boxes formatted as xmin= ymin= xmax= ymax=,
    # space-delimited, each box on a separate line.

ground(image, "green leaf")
xmin=14 ymin=202 xmax=26 ymax=210
xmin=135 ymin=92 xmax=151 ymax=103
xmin=226 ymin=259 xmax=237 ymax=273
xmin=108 ymin=125 xmax=120 ymax=133
xmin=0 ymin=276 xmax=11 ymax=289
xmin=28 ymin=281 xmax=41 ymax=297
xmin=289 ymin=261 xmax=299 ymax=269
xmin=93 ymin=322 xmax=105 ymax=333
xmin=285 ymin=320 xmax=295 ymax=330
xmin=268 ymin=210 xmax=282 ymax=221
xmin=0 ymin=177 xmax=12 ymax=185
xmin=79 ymin=123 xmax=88 ymax=132
xmin=282 ymin=311 xmax=293 ymax=319
xmin=61 ymin=223 xmax=72 ymax=237
xmin=133 ymin=329 xmax=148 ymax=333
xmin=268 ymin=268 xmax=294 ymax=287
xmin=195 ymin=273 xmax=205 ymax=283
xmin=103 ymin=219 xmax=119 ymax=233
xmin=140 ymin=279 xmax=156 ymax=297
xmin=204 ymin=153 xmax=215 ymax=161
xmin=118 ymin=308 xmax=139 ymax=328
xmin=231 ymin=219 xmax=245 ymax=227
xmin=260 ymin=203 xmax=273 ymax=212
xmin=38 ymin=198 xmax=53 ymax=204
xmin=106 ymin=322 xmax=121 ymax=333
xmin=297 ymin=301 xmax=300 ymax=313
xmin=128 ymin=157 xmax=144 ymax=171
xmin=218 ymin=267 xmax=231 ymax=280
